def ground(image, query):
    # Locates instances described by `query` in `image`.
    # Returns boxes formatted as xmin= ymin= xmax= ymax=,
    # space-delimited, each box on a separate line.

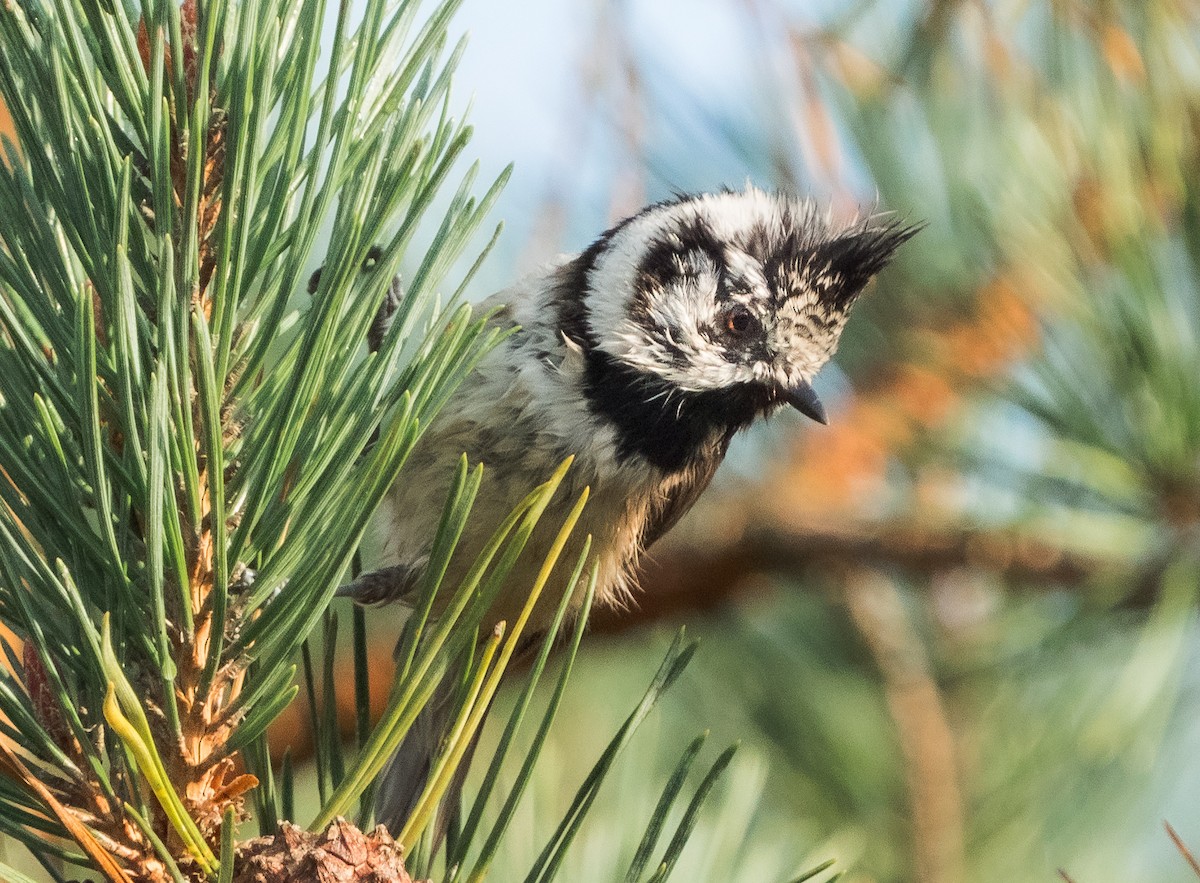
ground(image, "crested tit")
xmin=344 ymin=186 xmax=917 ymax=828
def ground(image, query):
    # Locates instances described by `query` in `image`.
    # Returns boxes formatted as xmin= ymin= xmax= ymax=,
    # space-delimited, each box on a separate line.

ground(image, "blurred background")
xmin=409 ymin=1 xmax=1200 ymax=881
xmin=9 ymin=1 xmax=1199 ymax=881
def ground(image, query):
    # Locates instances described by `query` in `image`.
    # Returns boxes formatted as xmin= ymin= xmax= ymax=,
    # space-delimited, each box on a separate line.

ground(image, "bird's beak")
xmin=782 ymin=379 xmax=828 ymax=425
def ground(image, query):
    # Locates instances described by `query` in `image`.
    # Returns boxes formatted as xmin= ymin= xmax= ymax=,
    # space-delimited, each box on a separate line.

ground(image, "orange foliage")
xmin=1100 ymin=24 xmax=1145 ymax=84
xmin=0 ymin=96 xmax=15 ymax=169
xmin=983 ymin=31 xmax=1016 ymax=83
xmin=827 ymin=39 xmax=888 ymax=98
xmin=889 ymin=364 xmax=958 ymax=428
xmin=0 ymin=625 xmax=20 ymax=757
xmin=780 ymin=402 xmax=893 ymax=515
xmin=942 ymin=275 xmax=1039 ymax=378
xmin=0 ymin=99 xmax=12 ymax=143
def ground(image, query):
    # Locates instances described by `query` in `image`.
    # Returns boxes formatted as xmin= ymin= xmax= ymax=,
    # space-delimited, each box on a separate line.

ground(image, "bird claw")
xmin=336 ymin=562 xmax=423 ymax=606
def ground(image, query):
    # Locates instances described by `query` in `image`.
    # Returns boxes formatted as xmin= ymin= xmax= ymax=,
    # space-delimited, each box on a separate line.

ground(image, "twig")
xmin=593 ymin=515 xmax=1120 ymax=633
xmin=0 ymin=741 xmax=134 ymax=883
xmin=842 ymin=567 xmax=964 ymax=883
xmin=1166 ymin=821 xmax=1200 ymax=878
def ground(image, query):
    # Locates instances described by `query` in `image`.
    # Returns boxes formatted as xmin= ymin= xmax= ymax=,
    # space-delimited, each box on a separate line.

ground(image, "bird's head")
xmin=577 ymin=188 xmax=918 ymax=428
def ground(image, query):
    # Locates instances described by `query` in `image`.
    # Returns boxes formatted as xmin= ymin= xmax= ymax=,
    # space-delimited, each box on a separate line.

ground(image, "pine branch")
xmin=0 ymin=0 xmax=505 ymax=875
xmin=595 ymin=511 xmax=1123 ymax=635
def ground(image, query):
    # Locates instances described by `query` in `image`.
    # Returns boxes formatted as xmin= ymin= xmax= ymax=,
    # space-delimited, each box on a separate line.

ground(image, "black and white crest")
xmin=553 ymin=187 xmax=918 ymax=470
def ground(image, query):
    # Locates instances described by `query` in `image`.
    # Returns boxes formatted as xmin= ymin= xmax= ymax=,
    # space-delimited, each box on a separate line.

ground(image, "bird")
xmin=342 ymin=186 xmax=918 ymax=832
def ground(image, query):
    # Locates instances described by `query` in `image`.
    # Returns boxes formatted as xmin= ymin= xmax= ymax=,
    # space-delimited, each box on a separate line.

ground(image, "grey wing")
xmin=639 ymin=448 xmax=725 ymax=551
xmin=475 ymin=289 xmax=517 ymax=328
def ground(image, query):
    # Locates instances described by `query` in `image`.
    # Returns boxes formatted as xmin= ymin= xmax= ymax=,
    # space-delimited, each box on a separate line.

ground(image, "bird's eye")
xmin=723 ymin=306 xmax=758 ymax=337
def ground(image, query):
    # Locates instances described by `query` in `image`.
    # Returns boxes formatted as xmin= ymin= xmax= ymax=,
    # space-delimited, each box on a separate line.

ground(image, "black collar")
xmin=582 ymin=349 xmax=770 ymax=471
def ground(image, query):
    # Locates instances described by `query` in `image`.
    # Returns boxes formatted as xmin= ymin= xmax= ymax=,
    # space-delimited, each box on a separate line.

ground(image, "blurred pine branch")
xmin=505 ymin=1 xmax=1200 ymax=881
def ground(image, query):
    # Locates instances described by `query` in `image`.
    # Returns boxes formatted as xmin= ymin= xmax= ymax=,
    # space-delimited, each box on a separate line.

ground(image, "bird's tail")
xmin=373 ymin=669 xmax=448 ymax=833
xmin=373 ymin=632 xmax=545 ymax=844
xmin=373 ymin=664 xmax=485 ymax=847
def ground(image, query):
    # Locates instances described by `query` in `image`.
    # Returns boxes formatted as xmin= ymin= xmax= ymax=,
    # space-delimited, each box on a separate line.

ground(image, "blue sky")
xmin=446 ymin=0 xmax=802 ymax=269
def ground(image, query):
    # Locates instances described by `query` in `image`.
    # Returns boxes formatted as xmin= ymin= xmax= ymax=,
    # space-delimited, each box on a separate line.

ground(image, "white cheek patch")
xmin=611 ymin=273 xmax=740 ymax=391
xmin=586 ymin=204 xmax=699 ymax=348
xmin=592 ymin=224 xmax=780 ymax=391
xmin=587 ymin=209 xmax=722 ymax=390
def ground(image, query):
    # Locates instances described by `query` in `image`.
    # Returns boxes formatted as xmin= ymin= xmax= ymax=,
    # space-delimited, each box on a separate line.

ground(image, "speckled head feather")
xmin=544 ymin=188 xmax=918 ymax=471
xmin=578 ymin=187 xmax=916 ymax=399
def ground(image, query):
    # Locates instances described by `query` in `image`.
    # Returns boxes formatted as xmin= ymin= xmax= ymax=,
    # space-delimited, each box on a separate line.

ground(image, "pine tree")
xmin=0 ymin=1 xmax=749 ymax=880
